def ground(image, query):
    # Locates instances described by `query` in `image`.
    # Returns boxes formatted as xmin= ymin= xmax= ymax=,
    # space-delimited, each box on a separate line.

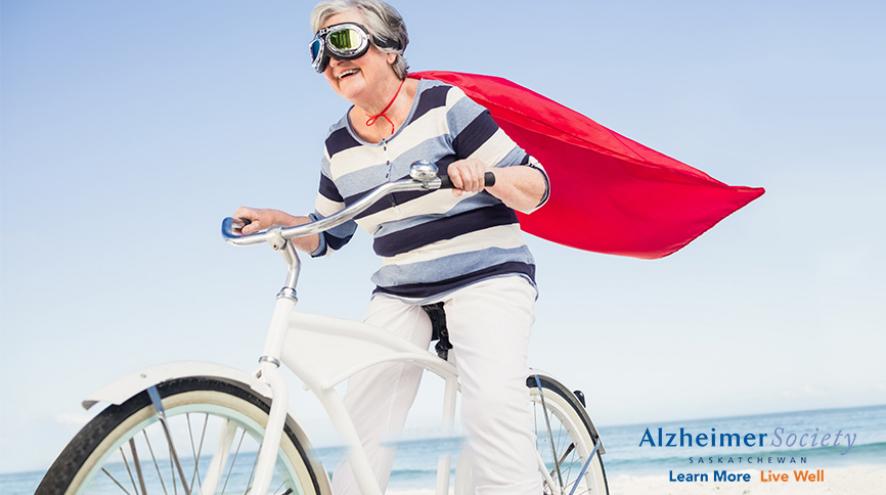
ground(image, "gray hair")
xmin=310 ymin=0 xmax=410 ymax=79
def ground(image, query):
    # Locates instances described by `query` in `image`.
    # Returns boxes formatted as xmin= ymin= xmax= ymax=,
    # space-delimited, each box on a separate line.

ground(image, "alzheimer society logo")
xmin=639 ymin=426 xmax=857 ymax=484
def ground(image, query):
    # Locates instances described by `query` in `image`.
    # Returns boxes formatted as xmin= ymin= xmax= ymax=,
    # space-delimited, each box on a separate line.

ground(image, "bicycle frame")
xmin=219 ymin=207 xmax=459 ymax=494
xmin=64 ymin=163 xmax=602 ymax=495
xmin=215 ymin=164 xmax=561 ymax=495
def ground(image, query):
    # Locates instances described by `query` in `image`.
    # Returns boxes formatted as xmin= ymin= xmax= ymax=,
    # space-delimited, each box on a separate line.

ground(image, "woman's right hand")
xmin=233 ymin=206 xmax=287 ymax=234
xmin=232 ymin=206 xmax=320 ymax=253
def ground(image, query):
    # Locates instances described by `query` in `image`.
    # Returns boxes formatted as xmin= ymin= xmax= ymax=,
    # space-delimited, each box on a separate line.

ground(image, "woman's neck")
xmin=354 ymin=76 xmax=404 ymax=115
xmin=350 ymin=77 xmax=417 ymax=142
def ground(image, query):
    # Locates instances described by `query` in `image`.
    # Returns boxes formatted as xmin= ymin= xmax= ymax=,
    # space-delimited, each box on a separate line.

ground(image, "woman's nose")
xmin=327 ymin=56 xmax=344 ymax=73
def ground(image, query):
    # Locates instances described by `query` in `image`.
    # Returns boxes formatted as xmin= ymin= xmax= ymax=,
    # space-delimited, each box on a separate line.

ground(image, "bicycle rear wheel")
xmin=528 ymin=374 xmax=609 ymax=495
xmin=37 ymin=376 xmax=327 ymax=495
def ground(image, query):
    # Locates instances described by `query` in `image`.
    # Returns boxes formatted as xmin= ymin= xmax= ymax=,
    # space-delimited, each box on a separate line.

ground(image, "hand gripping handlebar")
xmin=221 ymin=161 xmax=494 ymax=247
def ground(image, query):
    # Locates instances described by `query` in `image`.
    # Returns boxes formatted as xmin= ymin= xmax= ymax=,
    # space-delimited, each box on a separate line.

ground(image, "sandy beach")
xmin=386 ymin=464 xmax=886 ymax=494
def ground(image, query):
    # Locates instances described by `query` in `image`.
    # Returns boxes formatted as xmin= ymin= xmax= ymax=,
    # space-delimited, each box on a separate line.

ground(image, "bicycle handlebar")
xmin=221 ymin=161 xmax=495 ymax=247
xmin=438 ymin=172 xmax=495 ymax=189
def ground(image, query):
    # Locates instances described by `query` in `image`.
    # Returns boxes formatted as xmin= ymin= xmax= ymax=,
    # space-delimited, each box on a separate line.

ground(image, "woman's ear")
xmin=386 ymin=52 xmax=397 ymax=65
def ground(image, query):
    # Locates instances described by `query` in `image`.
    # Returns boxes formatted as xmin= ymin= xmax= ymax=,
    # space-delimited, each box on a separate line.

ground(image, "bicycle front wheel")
xmin=528 ymin=374 xmax=609 ymax=495
xmin=37 ymin=376 xmax=327 ymax=495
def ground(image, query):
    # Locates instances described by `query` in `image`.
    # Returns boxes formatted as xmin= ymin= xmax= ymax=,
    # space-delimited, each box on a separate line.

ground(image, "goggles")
xmin=309 ymin=22 xmax=401 ymax=73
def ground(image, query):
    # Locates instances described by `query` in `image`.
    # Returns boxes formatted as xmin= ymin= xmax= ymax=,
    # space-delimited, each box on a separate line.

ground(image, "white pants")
xmin=331 ymin=275 xmax=541 ymax=495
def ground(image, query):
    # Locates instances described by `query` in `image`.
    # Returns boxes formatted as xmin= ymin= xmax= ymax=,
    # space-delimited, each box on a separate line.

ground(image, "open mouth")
xmin=337 ymin=68 xmax=360 ymax=80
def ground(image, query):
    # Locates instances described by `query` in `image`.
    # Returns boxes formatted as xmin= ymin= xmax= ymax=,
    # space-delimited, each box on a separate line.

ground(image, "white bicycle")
xmin=37 ymin=162 xmax=609 ymax=495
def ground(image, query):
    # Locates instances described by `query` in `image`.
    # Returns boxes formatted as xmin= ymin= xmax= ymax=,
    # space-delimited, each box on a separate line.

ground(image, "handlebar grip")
xmin=439 ymin=172 xmax=496 ymax=189
xmin=222 ymin=217 xmax=252 ymax=238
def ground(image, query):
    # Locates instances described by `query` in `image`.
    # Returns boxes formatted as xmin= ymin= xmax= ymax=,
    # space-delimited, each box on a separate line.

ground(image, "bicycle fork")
xmin=198 ymin=294 xmax=294 ymax=495
xmin=246 ymin=237 xmax=300 ymax=494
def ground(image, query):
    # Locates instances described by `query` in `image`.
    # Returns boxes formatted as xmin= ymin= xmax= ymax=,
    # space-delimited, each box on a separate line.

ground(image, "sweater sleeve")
xmin=309 ymin=156 xmax=357 ymax=257
xmin=444 ymin=86 xmax=550 ymax=211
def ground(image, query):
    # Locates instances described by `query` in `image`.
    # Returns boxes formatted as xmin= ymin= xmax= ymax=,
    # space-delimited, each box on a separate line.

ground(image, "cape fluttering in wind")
xmin=409 ymin=71 xmax=765 ymax=259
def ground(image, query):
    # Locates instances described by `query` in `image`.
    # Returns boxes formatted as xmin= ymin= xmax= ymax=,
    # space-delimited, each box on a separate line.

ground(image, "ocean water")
xmin=3 ymin=404 xmax=884 ymax=493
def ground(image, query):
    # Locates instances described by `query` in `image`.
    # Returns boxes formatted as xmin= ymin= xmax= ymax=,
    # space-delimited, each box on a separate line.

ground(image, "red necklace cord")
xmin=365 ymin=77 xmax=406 ymax=135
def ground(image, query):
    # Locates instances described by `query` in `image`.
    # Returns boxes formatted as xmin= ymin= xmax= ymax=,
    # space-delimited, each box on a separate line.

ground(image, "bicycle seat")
xmin=421 ymin=302 xmax=453 ymax=361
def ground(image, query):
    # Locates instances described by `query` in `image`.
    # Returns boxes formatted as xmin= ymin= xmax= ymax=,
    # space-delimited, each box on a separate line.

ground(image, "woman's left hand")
xmin=446 ymin=158 xmax=488 ymax=196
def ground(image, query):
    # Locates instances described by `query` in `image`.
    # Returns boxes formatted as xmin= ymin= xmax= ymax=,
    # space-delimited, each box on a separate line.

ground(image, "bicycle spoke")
xmin=566 ymin=474 xmax=590 ymax=494
xmin=202 ymin=419 xmax=238 ymax=494
xmin=531 ymin=381 xmax=607 ymax=495
xmin=550 ymin=442 xmax=575 ymax=480
xmin=129 ymin=438 xmax=149 ymax=495
xmin=221 ymin=428 xmax=247 ymax=494
xmin=535 ymin=446 xmax=558 ymax=495
xmin=566 ymin=438 xmax=601 ymax=495
xmin=188 ymin=412 xmax=209 ymax=490
xmin=143 ymin=429 xmax=170 ymax=495
xmin=44 ymin=381 xmax=313 ymax=495
xmin=243 ymin=444 xmax=261 ymax=494
xmin=119 ymin=447 xmax=140 ymax=495
xmin=168 ymin=445 xmax=177 ymax=495
xmin=562 ymin=437 xmax=577 ymax=492
xmin=556 ymin=427 xmax=587 ymax=494
xmin=533 ymin=402 xmax=555 ymax=494
xmin=555 ymin=427 xmax=572 ymax=488
xmin=101 ymin=467 xmax=134 ymax=495
xmin=156 ymin=412 xmax=190 ymax=495
xmin=185 ymin=413 xmax=198 ymax=488
xmin=539 ymin=392 xmax=564 ymax=489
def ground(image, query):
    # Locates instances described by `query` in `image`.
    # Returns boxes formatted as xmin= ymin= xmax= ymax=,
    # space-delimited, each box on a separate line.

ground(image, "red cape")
xmin=409 ymin=71 xmax=765 ymax=259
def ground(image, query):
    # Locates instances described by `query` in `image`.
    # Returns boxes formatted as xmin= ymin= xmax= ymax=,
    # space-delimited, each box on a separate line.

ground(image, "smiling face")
xmin=319 ymin=10 xmax=399 ymax=103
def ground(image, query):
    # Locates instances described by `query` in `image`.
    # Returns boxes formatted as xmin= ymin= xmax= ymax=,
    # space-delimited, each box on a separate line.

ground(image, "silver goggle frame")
xmin=309 ymin=22 xmax=372 ymax=73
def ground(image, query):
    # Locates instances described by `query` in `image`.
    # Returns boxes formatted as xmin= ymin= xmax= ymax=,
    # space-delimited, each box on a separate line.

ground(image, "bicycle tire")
xmin=528 ymin=374 xmax=610 ymax=495
xmin=36 ymin=376 xmax=328 ymax=495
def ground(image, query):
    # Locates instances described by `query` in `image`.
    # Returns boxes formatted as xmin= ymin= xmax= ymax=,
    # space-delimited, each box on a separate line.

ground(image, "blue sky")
xmin=2 ymin=0 xmax=885 ymax=473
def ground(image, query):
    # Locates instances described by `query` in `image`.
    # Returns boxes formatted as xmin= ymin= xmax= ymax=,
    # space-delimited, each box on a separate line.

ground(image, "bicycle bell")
xmin=409 ymin=160 xmax=439 ymax=183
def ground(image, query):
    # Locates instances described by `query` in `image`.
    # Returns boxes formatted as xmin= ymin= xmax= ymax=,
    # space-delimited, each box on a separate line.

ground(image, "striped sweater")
xmin=310 ymin=79 xmax=550 ymax=302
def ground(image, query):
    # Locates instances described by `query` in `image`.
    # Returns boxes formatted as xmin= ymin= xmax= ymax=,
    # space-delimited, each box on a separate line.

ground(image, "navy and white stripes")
xmin=310 ymin=79 xmax=549 ymax=302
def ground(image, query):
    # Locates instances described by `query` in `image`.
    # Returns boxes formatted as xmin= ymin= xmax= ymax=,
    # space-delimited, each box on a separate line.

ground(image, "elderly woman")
xmin=234 ymin=0 xmax=549 ymax=493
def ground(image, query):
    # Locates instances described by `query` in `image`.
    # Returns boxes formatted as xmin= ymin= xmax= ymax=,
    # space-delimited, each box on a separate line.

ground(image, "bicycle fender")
xmin=80 ymin=360 xmax=271 ymax=410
